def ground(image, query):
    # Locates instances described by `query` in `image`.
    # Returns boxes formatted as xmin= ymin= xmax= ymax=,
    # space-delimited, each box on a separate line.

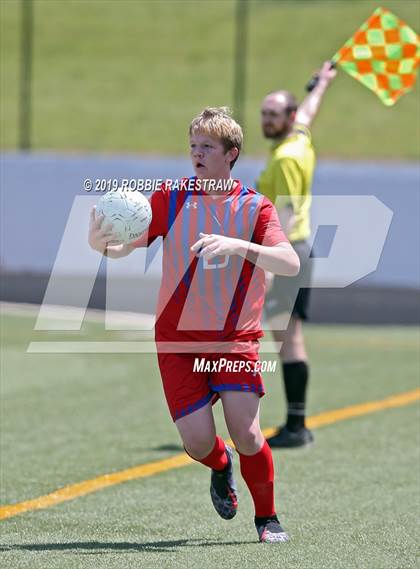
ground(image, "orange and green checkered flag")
xmin=332 ymin=7 xmax=419 ymax=106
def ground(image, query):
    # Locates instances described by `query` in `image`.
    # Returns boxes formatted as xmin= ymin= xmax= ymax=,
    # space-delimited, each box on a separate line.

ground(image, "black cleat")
xmin=267 ymin=425 xmax=314 ymax=448
xmin=255 ymin=515 xmax=289 ymax=543
xmin=210 ymin=445 xmax=238 ymax=520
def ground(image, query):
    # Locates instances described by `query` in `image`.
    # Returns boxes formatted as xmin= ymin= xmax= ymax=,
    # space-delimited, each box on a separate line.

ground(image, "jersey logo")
xmin=203 ymin=256 xmax=229 ymax=270
xmin=186 ymin=201 xmax=198 ymax=209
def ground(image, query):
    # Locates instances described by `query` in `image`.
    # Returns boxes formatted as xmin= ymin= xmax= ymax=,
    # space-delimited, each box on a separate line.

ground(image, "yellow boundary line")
xmin=1 ymin=388 xmax=418 ymax=521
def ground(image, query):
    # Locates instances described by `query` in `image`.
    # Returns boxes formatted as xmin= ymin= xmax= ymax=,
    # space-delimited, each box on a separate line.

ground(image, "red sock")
xmin=187 ymin=436 xmax=228 ymax=471
xmin=239 ymin=440 xmax=276 ymax=517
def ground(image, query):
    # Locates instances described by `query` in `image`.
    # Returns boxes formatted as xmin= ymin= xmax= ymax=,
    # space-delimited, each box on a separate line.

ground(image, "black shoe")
xmin=210 ymin=445 xmax=238 ymax=520
xmin=255 ymin=515 xmax=289 ymax=543
xmin=267 ymin=425 xmax=314 ymax=448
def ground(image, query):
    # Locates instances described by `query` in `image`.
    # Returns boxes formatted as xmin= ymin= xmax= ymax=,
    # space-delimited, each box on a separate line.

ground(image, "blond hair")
xmin=189 ymin=107 xmax=243 ymax=168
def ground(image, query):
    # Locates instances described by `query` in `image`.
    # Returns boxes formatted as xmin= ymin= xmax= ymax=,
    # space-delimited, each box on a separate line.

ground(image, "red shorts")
xmin=157 ymin=342 xmax=265 ymax=421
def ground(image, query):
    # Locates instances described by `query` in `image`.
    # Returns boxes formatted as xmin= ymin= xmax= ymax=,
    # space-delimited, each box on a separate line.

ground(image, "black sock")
xmin=282 ymin=361 xmax=309 ymax=432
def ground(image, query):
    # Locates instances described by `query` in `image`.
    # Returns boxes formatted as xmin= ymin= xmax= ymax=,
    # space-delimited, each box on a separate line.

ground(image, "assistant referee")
xmin=257 ymin=62 xmax=336 ymax=448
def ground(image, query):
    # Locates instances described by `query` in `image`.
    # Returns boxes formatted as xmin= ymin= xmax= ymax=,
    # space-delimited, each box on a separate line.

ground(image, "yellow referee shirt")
xmin=257 ymin=124 xmax=315 ymax=243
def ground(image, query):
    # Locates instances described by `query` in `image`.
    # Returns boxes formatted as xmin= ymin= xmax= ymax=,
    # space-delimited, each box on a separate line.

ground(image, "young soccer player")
xmin=88 ymin=107 xmax=300 ymax=543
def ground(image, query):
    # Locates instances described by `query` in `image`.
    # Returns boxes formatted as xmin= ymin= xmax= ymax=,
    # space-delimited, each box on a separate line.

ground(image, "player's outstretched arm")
xmin=88 ymin=207 xmax=135 ymax=258
xmin=295 ymin=61 xmax=337 ymax=128
xmin=191 ymin=233 xmax=300 ymax=277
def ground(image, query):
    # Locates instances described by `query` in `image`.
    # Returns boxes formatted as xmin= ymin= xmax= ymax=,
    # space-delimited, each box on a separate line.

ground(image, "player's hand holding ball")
xmin=88 ymin=188 xmax=152 ymax=254
xmin=88 ymin=207 xmax=121 ymax=253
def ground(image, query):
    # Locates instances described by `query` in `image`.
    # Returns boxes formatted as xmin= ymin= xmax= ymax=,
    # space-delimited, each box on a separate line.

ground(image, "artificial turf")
xmin=0 ymin=310 xmax=418 ymax=568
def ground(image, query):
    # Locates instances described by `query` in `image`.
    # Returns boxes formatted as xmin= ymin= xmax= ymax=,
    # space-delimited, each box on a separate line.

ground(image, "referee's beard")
xmin=262 ymin=124 xmax=291 ymax=140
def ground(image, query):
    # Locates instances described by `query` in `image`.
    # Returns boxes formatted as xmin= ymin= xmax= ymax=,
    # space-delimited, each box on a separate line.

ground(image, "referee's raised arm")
xmin=295 ymin=61 xmax=337 ymax=128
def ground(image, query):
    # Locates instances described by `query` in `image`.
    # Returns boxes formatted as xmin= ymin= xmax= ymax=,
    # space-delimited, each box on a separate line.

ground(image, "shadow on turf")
xmin=0 ymin=539 xmax=255 ymax=553
xmin=152 ymin=444 xmax=184 ymax=452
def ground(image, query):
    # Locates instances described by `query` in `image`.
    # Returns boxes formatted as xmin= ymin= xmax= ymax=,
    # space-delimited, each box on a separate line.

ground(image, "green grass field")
xmin=0 ymin=309 xmax=419 ymax=568
xmin=1 ymin=0 xmax=419 ymax=158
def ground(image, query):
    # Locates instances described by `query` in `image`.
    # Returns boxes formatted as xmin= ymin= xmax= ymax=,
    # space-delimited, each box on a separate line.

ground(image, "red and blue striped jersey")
xmin=133 ymin=178 xmax=287 ymax=347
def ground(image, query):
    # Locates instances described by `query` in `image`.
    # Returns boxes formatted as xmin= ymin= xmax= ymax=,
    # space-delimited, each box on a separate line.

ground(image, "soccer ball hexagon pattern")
xmin=96 ymin=188 xmax=152 ymax=244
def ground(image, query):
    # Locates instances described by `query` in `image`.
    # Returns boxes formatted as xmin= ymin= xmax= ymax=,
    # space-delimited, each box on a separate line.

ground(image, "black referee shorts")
xmin=264 ymin=240 xmax=312 ymax=321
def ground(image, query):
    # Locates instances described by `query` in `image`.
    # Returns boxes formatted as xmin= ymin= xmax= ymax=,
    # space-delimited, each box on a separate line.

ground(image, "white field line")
xmin=0 ymin=301 xmax=155 ymax=328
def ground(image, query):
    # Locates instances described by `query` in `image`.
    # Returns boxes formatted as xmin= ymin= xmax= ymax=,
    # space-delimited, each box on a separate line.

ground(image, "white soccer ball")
xmin=96 ymin=188 xmax=152 ymax=244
